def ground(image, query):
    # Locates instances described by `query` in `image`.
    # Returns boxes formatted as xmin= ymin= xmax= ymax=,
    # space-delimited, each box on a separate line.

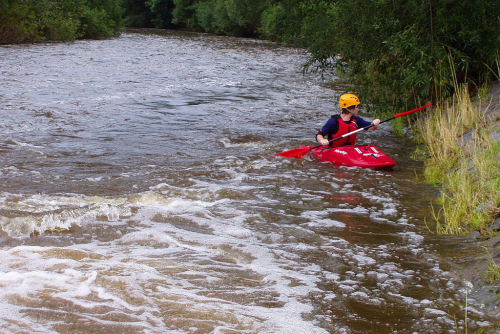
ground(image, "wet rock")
xmin=490 ymin=122 xmax=500 ymax=141
xmin=467 ymin=230 xmax=484 ymax=239
xmin=490 ymin=218 xmax=500 ymax=232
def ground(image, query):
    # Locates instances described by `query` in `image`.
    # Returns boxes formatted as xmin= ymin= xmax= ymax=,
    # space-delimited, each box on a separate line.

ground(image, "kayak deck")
xmin=307 ymin=145 xmax=396 ymax=170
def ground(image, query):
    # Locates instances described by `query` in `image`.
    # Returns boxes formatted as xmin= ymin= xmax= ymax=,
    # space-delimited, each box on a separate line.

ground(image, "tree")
xmin=122 ymin=0 xmax=155 ymax=27
xmin=171 ymin=0 xmax=265 ymax=37
xmin=146 ymin=0 xmax=176 ymax=29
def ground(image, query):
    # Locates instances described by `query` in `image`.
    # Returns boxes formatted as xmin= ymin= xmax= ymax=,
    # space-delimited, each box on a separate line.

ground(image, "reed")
xmin=486 ymin=251 xmax=500 ymax=284
xmin=416 ymin=84 xmax=500 ymax=235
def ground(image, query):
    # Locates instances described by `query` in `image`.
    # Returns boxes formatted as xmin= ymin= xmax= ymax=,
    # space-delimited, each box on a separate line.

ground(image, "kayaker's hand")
xmin=319 ymin=138 xmax=330 ymax=146
xmin=371 ymin=119 xmax=381 ymax=129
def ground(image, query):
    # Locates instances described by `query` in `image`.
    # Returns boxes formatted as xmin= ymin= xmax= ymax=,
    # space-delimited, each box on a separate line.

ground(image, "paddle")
xmin=274 ymin=103 xmax=432 ymax=158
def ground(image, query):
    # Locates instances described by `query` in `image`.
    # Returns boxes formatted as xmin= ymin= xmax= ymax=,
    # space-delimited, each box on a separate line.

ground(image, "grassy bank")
xmin=414 ymin=83 xmax=500 ymax=235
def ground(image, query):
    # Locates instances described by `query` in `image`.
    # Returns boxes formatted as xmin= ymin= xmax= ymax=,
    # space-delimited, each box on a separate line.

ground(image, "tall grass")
xmin=416 ymin=84 xmax=500 ymax=235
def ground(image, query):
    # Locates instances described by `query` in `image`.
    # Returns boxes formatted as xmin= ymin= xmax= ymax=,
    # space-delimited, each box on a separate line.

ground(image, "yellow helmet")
xmin=339 ymin=94 xmax=360 ymax=108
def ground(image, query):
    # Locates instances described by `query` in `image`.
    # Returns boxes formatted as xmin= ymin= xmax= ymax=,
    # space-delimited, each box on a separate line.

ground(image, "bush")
xmin=0 ymin=0 xmax=123 ymax=44
xmin=0 ymin=3 xmax=42 ymax=43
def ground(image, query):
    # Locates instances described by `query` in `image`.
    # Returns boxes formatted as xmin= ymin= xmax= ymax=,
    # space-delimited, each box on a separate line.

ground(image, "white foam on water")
xmin=0 ymin=246 xmax=168 ymax=333
xmin=218 ymin=137 xmax=274 ymax=149
xmin=398 ymin=231 xmax=425 ymax=244
xmin=0 ymin=187 xmax=336 ymax=333
xmin=425 ymin=308 xmax=449 ymax=316
xmin=352 ymin=254 xmax=377 ymax=266
xmin=303 ymin=218 xmax=346 ymax=229
xmin=0 ymin=166 xmax=493 ymax=333
xmin=5 ymin=139 xmax=45 ymax=149
xmin=300 ymin=210 xmax=346 ymax=229
xmin=0 ymin=193 xmax=134 ymax=236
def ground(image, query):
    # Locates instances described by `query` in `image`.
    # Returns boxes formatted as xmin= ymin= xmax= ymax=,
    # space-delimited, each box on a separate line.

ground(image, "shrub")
xmin=0 ymin=0 xmax=123 ymax=44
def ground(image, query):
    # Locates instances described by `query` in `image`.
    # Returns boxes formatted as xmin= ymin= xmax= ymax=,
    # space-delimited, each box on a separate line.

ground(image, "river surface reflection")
xmin=0 ymin=29 xmax=494 ymax=333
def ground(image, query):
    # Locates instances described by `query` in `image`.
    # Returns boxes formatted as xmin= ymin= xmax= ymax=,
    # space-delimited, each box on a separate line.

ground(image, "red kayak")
xmin=274 ymin=104 xmax=432 ymax=169
xmin=305 ymin=145 xmax=396 ymax=170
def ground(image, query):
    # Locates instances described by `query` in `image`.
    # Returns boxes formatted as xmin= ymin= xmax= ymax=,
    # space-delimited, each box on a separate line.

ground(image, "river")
xmin=0 ymin=29 xmax=495 ymax=333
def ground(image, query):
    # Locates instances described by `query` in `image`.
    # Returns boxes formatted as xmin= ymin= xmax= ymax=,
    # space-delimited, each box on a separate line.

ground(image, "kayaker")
xmin=316 ymin=94 xmax=381 ymax=147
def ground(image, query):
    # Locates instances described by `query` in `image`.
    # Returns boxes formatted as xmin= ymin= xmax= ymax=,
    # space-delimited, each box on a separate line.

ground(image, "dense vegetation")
xmin=0 ymin=0 xmax=123 ymax=43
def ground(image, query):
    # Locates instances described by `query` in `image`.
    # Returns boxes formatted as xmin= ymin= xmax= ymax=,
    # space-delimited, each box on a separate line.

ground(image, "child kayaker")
xmin=316 ymin=94 xmax=381 ymax=147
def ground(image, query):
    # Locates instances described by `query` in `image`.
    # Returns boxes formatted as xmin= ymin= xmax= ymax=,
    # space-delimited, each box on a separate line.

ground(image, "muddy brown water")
xmin=0 ymin=29 xmax=495 ymax=333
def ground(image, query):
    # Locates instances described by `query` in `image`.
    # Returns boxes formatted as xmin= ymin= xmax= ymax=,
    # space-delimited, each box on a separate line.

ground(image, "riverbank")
xmin=467 ymin=81 xmax=500 ymax=320
xmin=421 ymin=80 xmax=500 ymax=321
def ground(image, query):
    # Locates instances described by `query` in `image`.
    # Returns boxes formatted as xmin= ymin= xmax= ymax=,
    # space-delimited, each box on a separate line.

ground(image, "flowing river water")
xmin=0 ymin=29 xmax=495 ymax=333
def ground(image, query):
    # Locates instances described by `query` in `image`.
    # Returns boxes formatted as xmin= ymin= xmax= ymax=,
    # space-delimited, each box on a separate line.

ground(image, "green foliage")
xmin=256 ymin=0 xmax=500 ymax=113
xmin=0 ymin=1 xmax=42 ymax=43
xmin=171 ymin=0 xmax=196 ymax=28
xmin=122 ymin=0 xmax=154 ymax=27
xmin=170 ymin=0 xmax=265 ymax=37
xmin=146 ymin=0 xmax=176 ymax=29
xmin=0 ymin=0 xmax=123 ymax=44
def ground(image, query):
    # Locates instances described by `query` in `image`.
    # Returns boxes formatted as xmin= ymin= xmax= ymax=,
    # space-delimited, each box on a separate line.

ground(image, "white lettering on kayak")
xmin=334 ymin=149 xmax=348 ymax=155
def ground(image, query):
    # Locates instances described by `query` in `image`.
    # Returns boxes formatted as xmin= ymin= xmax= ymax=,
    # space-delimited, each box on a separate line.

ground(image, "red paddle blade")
xmin=274 ymin=146 xmax=311 ymax=158
xmin=393 ymin=103 xmax=432 ymax=118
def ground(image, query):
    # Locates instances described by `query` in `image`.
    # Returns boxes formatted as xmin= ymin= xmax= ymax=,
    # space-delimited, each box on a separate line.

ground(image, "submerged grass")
xmin=415 ymin=84 xmax=500 ymax=235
